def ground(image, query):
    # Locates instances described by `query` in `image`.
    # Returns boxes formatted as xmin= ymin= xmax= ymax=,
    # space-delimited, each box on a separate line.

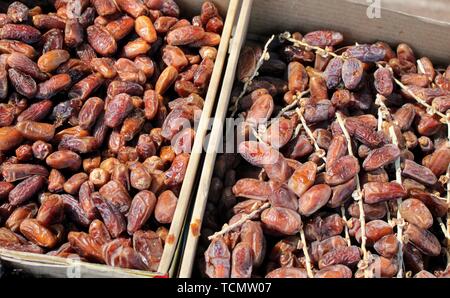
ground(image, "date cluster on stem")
xmin=0 ymin=0 xmax=223 ymax=272
xmin=202 ymin=30 xmax=450 ymax=278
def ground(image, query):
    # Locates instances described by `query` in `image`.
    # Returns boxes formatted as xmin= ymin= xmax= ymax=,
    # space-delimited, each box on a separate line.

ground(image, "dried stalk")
xmin=437 ymin=217 xmax=450 ymax=239
xmin=389 ymin=125 xmax=406 ymax=278
xmin=208 ymin=203 xmax=270 ymax=240
xmin=299 ymin=225 xmax=314 ymax=278
xmin=275 ymin=90 xmax=310 ymax=119
xmin=280 ymin=32 xmax=340 ymax=59
xmin=335 ymin=112 xmax=369 ymax=278
xmin=295 ymin=107 xmax=324 ymax=156
xmin=291 ymin=123 xmax=303 ymax=140
xmin=341 ymin=205 xmax=352 ymax=246
xmin=231 ymin=35 xmax=275 ymax=117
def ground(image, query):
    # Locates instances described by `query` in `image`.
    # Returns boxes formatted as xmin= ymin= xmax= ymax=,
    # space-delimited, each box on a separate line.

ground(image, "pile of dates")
xmin=200 ymin=30 xmax=450 ymax=278
xmin=0 ymin=0 xmax=223 ymax=272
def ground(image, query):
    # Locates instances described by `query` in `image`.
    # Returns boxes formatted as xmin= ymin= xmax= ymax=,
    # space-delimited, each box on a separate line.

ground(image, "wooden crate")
xmin=178 ymin=0 xmax=450 ymax=277
xmin=0 ymin=0 xmax=240 ymax=278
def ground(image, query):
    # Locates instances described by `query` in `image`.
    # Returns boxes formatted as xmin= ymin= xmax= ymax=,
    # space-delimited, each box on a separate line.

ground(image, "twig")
xmin=341 ymin=206 xmax=351 ymax=246
xmin=299 ymin=225 xmax=314 ymax=278
xmin=231 ymin=35 xmax=275 ymax=117
xmin=291 ymin=123 xmax=303 ymax=140
xmin=335 ymin=112 xmax=369 ymax=278
xmin=275 ymin=90 xmax=310 ymax=119
xmin=279 ymin=32 xmax=340 ymax=59
xmin=295 ymin=107 xmax=325 ymax=157
xmin=437 ymin=217 xmax=450 ymax=239
xmin=389 ymin=125 xmax=406 ymax=278
xmin=208 ymin=203 xmax=270 ymax=240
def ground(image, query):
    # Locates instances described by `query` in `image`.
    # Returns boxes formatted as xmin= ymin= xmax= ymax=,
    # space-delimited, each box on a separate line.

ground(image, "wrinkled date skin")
xmin=409 ymin=189 xmax=447 ymax=218
xmin=91 ymin=193 xmax=126 ymax=238
xmin=19 ymin=218 xmax=57 ymax=248
xmin=374 ymin=234 xmax=399 ymax=259
xmin=36 ymin=195 xmax=64 ymax=227
xmin=342 ymin=58 xmax=364 ymax=90
xmin=240 ymin=221 xmax=266 ymax=268
xmin=362 ymin=144 xmax=400 ymax=171
xmin=404 ymin=223 xmax=441 ymax=256
xmin=68 ymin=231 xmax=104 ymax=263
xmin=261 ymin=207 xmax=301 ymax=236
xmin=363 ymin=182 xmax=407 ymax=204
xmin=400 ymin=198 xmax=433 ymax=229
xmin=318 ymin=245 xmax=361 ymax=269
xmin=127 ymin=190 xmax=156 ymax=234
xmin=99 ymin=180 xmax=131 ymax=214
xmin=325 ymin=155 xmax=360 ymax=186
xmin=103 ymin=239 xmax=148 ymax=270
xmin=355 ymin=220 xmax=393 ymax=246
xmin=133 ymin=230 xmax=163 ymax=272
xmin=9 ymin=175 xmax=46 ymax=206
xmin=402 ymin=159 xmax=437 ymax=186
xmin=315 ymin=264 xmax=353 ymax=278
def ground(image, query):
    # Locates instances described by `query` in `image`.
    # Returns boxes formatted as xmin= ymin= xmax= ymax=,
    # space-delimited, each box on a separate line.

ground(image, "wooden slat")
xmin=0 ymin=0 xmax=237 ymax=278
xmin=177 ymin=0 xmax=254 ymax=278
xmin=157 ymin=0 xmax=240 ymax=275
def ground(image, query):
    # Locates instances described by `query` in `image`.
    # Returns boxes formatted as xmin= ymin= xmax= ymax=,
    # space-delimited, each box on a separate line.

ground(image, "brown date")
xmin=363 ymin=182 xmax=407 ymax=204
xmin=154 ymin=190 xmax=177 ymax=224
xmin=9 ymin=175 xmax=46 ymax=206
xmin=133 ymin=230 xmax=163 ymax=271
xmin=362 ymin=144 xmax=400 ymax=171
xmin=5 ymin=203 xmax=37 ymax=232
xmin=404 ymin=223 xmax=441 ymax=256
xmin=127 ymin=190 xmax=156 ymax=234
xmin=325 ymin=155 xmax=360 ymax=186
xmin=68 ymin=231 xmax=104 ymax=263
xmin=374 ymin=234 xmax=399 ymax=259
xmin=36 ymin=194 xmax=64 ymax=227
xmin=298 ymin=184 xmax=331 ymax=217
xmin=20 ymin=218 xmax=57 ymax=248
xmin=261 ymin=207 xmax=301 ymax=236
xmin=318 ymin=245 xmax=361 ymax=269
xmin=99 ymin=180 xmax=131 ymax=214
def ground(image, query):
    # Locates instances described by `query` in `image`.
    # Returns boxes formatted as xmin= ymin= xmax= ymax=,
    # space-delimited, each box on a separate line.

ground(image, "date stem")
xmin=208 ymin=202 xmax=270 ymax=240
xmin=341 ymin=205 xmax=352 ymax=246
xmin=279 ymin=32 xmax=340 ymax=60
xmin=299 ymin=225 xmax=314 ymax=278
xmin=389 ymin=125 xmax=406 ymax=278
xmin=336 ymin=112 xmax=370 ymax=278
xmin=295 ymin=106 xmax=325 ymax=158
xmin=230 ymin=35 xmax=275 ymax=117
